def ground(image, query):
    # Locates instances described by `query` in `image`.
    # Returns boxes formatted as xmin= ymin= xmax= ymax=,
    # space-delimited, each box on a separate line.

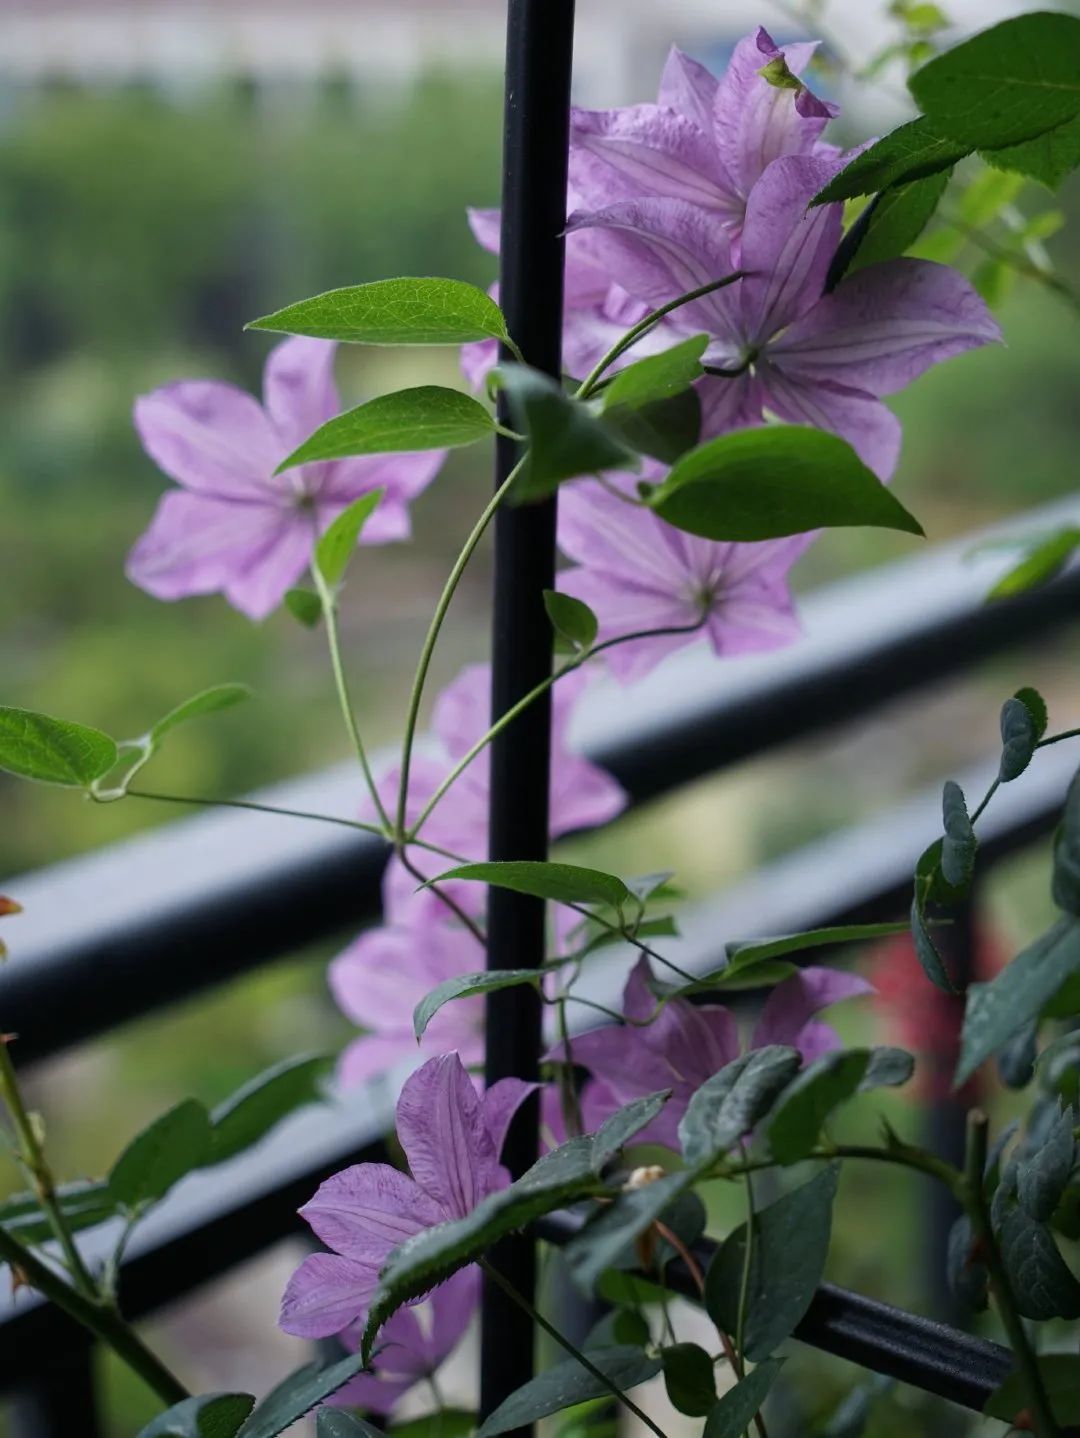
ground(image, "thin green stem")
xmin=555 ymin=998 xmax=583 ymax=1139
xmin=398 ymin=847 xmax=485 ymax=946
xmin=575 ymin=272 xmax=745 ymax=401
xmin=1039 ymin=727 xmax=1080 ymax=750
xmin=0 ymin=1224 xmax=187 ymax=1406
xmin=970 ymin=778 xmax=1000 ymax=828
xmin=479 ymin=1259 xmax=669 ymax=1438
xmin=717 ymin=1142 xmax=963 ymax=1193
xmin=124 ymin=788 xmax=389 ymax=839
xmin=0 ymin=1041 xmax=98 ymax=1302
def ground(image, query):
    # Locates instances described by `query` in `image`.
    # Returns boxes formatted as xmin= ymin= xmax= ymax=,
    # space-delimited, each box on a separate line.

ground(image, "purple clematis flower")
xmin=556 ymin=956 xmax=872 ymax=1150
xmin=557 ymin=469 xmax=812 ymax=683
xmin=128 ymin=337 xmax=444 ymax=619
xmin=568 ymin=153 xmax=1002 ymax=478
xmin=280 ymin=1053 xmax=533 ymax=1350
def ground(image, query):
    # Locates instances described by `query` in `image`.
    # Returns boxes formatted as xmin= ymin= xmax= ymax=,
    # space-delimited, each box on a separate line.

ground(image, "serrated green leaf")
xmin=910 ymin=13 xmax=1080 ymax=150
xmin=996 ymin=1204 xmax=1080 ymax=1319
xmin=985 ymin=1354 xmax=1080 ymax=1427
xmin=723 ymin=923 xmax=910 ymax=975
xmin=477 ymin=1346 xmax=662 ymax=1438
xmin=987 ymin=526 xmax=1080 ymax=600
xmin=1017 ymin=1104 xmax=1075 ymax=1221
xmin=316 ymin=1414 xmax=388 ymax=1438
xmin=661 ymin=1343 xmax=717 ymax=1418
xmin=940 ymin=780 xmax=976 ymax=889
xmin=278 ymin=387 xmax=492 ymax=473
xmin=414 ymin=969 xmax=540 ymax=1041
xmin=705 ymin=1167 xmax=838 ymax=1361
xmin=208 ymin=1054 xmax=331 ymax=1165
xmin=149 ymin=684 xmax=253 ymax=748
xmin=768 ymin=1051 xmax=870 ymax=1163
xmin=1000 ymin=697 xmax=1039 ymax=782
xmin=564 ymin=1172 xmax=694 ymax=1292
xmin=284 ymin=588 xmax=322 ymax=628
xmin=108 ymin=1099 xmax=213 ymax=1211
xmin=137 ymin=1394 xmax=256 ymax=1438
xmin=984 ymin=112 xmax=1080 ymax=191
xmin=497 ymin=366 xmax=635 ymax=502
xmin=0 ymin=1179 xmax=116 ymax=1245
xmin=544 ymin=591 xmax=598 ymax=653
xmin=248 ymin=278 xmax=509 ymax=346
xmin=703 ymin=1360 xmax=783 ymax=1438
xmin=648 ymin=428 xmax=923 ymax=542
xmin=812 ymin=118 xmax=969 ymax=204
xmin=678 ymin=1047 xmax=801 ymax=1168
xmin=1015 ymin=686 xmax=1049 ymax=741
xmin=236 ymin=1357 xmax=367 ymax=1438
xmin=314 ymin=491 xmax=384 ymax=588
xmin=0 ymin=706 xmax=117 ymax=789
xmin=591 ymin=1092 xmax=672 ymax=1173
xmin=600 ymin=336 xmax=708 ymax=411
xmin=433 ymin=861 xmax=634 ymax=917
xmin=835 ymin=173 xmax=950 ymax=284
xmin=604 ymin=388 xmax=703 ymax=466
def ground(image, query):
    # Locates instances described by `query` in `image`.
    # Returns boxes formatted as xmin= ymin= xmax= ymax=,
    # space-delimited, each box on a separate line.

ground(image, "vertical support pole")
xmin=482 ymin=0 xmax=577 ymax=1428
xmin=9 ymin=1349 xmax=102 ymax=1438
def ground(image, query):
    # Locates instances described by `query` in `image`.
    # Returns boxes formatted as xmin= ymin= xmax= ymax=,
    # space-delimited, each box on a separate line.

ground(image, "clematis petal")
xmin=558 ymin=567 xmax=703 ymax=683
xmin=758 ymin=365 xmax=903 ymax=481
xmin=300 ymin=1163 xmax=445 ymax=1260
xmin=483 ymin=1078 xmax=540 ymax=1158
xmin=396 ymin=1053 xmax=501 ymax=1218
xmin=279 ymin=1252 xmax=378 ymax=1339
xmin=751 ymin=965 xmax=873 ymax=1054
xmin=769 ymin=257 xmax=1002 ymax=397
xmin=658 ymin=47 xmax=720 ymax=136
xmin=569 ymin=104 xmax=733 ymax=214
xmin=337 ymin=1033 xmax=420 ymax=1089
xmin=222 ymin=513 xmax=317 ymax=620
xmin=134 ymin=380 xmax=283 ymax=500
xmin=548 ymin=1022 xmax=674 ymax=1102
xmin=262 ymin=336 xmax=340 ymax=453
xmin=467 ymin=207 xmax=501 ymax=255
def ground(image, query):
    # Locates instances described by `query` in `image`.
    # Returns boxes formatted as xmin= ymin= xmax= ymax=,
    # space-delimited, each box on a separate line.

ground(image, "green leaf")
xmin=860 ymin=1047 xmax=916 ymax=1090
xmin=909 ymin=13 xmax=1080 ymax=150
xmin=284 ymin=588 xmax=322 ymax=628
xmin=477 ymin=1347 xmax=662 ymax=1438
xmin=0 ymin=1179 xmax=116 ymax=1245
xmin=1000 ymin=696 xmax=1039 ymax=782
xmin=1017 ymin=1104 xmax=1075 ymax=1221
xmin=387 ymin=1412 xmax=471 ymax=1438
xmin=988 ymin=526 xmax=1080 ymax=599
xmin=149 ymin=684 xmax=253 ymax=748
xmin=996 ymin=1204 xmax=1080 ymax=1320
xmin=591 ymin=1091 xmax=672 ymax=1173
xmin=661 ymin=1343 xmax=717 ymax=1418
xmin=236 ymin=1357 xmax=367 ymax=1438
xmin=724 ymin=922 xmax=911 ymax=975
xmin=648 ymin=428 xmax=924 ymax=542
xmin=768 ymin=1051 xmax=871 ymax=1163
xmin=984 ymin=112 xmax=1080 ymax=191
xmin=108 ymin=1099 xmax=213 ymax=1211
xmin=0 ymin=706 xmax=117 ymax=789
xmin=600 ymin=336 xmax=708 ymax=411
xmin=986 ymin=1354 xmax=1080 ymax=1427
xmin=497 ymin=366 xmax=635 ymax=502
xmin=1015 ymin=686 xmax=1049 ymax=741
xmin=317 ymin=1415 xmax=387 ymax=1438
xmin=910 ymin=841 xmax=962 ymax=994
xmin=362 ymin=1137 xmax=605 ymax=1357
xmin=957 ymin=167 xmax=1026 ymax=228
xmin=314 ymin=491 xmax=384 ymax=589
xmin=838 ymin=173 xmax=950 ymax=283
xmin=278 ymin=387 xmax=493 ymax=472
xmin=705 ymin=1167 xmax=838 ymax=1361
xmin=604 ymin=389 xmax=702 ymax=466
xmin=812 ymin=118 xmax=970 ymax=204
xmin=595 ymin=1270 xmax=673 ymax=1307
xmin=1053 ymin=767 xmax=1080 ymax=915
xmin=940 ymin=780 xmax=976 ymax=889
xmin=208 ymin=1054 xmax=331 ymax=1165
xmin=138 ymin=1395 xmax=256 ymax=1438
xmin=564 ymin=1172 xmax=694 ymax=1292
xmin=248 ymin=278 xmax=509 ymax=346
xmin=433 ymin=861 xmax=635 ymax=916
xmin=958 ymin=917 xmax=1080 ymax=1083
xmin=414 ymin=969 xmax=540 ymax=1041
xmin=678 ymin=1047 xmax=802 ymax=1168
xmin=544 ymin=591 xmax=598 ymax=653
xmin=702 ymin=1361 xmax=783 ymax=1438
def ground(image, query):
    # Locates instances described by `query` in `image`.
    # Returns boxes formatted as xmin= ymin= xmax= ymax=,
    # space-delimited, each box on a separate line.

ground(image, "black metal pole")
xmin=481 ymin=0 xmax=576 ymax=1428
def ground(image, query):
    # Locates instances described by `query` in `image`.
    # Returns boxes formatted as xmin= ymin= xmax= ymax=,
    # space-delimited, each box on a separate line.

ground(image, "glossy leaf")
xmin=1017 ymin=1104 xmax=1075 ymax=1221
xmin=108 ymin=1099 xmax=213 ymax=1211
xmin=678 ymin=1047 xmax=801 ymax=1168
xmin=235 ymin=1356 xmax=367 ymax=1438
xmin=996 ymin=1205 xmax=1080 ymax=1320
xmin=138 ymin=1395 xmax=256 ymax=1438
xmin=414 ymin=969 xmax=540 ymax=1040
xmin=208 ymin=1054 xmax=331 ymax=1165
xmin=477 ymin=1346 xmax=662 ymax=1438
xmin=705 ymin=1166 xmax=838 ymax=1360
xmin=985 ymin=1354 xmax=1080 ymax=1427
xmin=317 ymin=1415 xmax=388 ymax=1438
xmin=985 ymin=113 xmax=1080 ymax=191
xmin=0 ymin=1179 xmax=116 ymax=1245
xmin=909 ymin=14 xmax=1080 ymax=149
xmin=702 ymin=1360 xmax=783 ymax=1438
xmin=812 ymin=118 xmax=969 ymax=204
xmin=600 ymin=335 xmax=708 ymax=410
xmin=498 ymin=366 xmax=635 ymax=502
xmin=988 ymin=526 xmax=1080 ymax=599
xmin=661 ymin=1343 xmax=717 ymax=1418
xmin=591 ymin=1091 xmax=672 ymax=1173
xmin=248 ymin=278 xmax=509 ymax=346
xmin=940 ymin=781 xmax=976 ymax=889
xmin=0 ymin=706 xmax=117 ymax=789
xmin=544 ymin=590 xmax=598 ymax=653
xmin=724 ymin=922 xmax=910 ymax=975
xmin=314 ymin=491 xmax=384 ymax=589
xmin=433 ymin=861 xmax=634 ymax=916
xmin=768 ymin=1051 xmax=870 ymax=1163
xmin=1000 ymin=696 xmax=1039 ymax=781
xmin=833 ymin=173 xmax=950 ymax=286
xmin=604 ymin=388 xmax=702 ymax=466
xmin=284 ymin=588 xmax=322 ymax=628
xmin=564 ymin=1172 xmax=694 ymax=1291
xmin=648 ymin=428 xmax=923 ymax=542
xmin=149 ymin=685 xmax=253 ymax=749
xmin=278 ymin=387 xmax=494 ymax=472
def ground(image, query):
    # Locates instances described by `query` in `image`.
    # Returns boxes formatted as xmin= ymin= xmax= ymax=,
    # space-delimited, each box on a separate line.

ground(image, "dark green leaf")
xmin=910 ymin=897 xmax=955 ymax=994
xmin=138 ymin=1395 xmax=256 ymax=1438
xmin=284 ymin=588 xmax=322 ymax=628
xmin=149 ymin=685 xmax=252 ymax=748
xmin=910 ymin=840 xmax=962 ymax=994
xmin=278 ymin=387 xmax=493 ymax=472
xmin=248 ymin=278 xmax=509 ymax=346
xmin=860 ymin=1047 xmax=916 ymax=1090
xmin=947 ymin=1215 xmax=988 ymax=1311
xmin=604 ymin=389 xmax=702 ymax=466
xmin=544 ymin=591 xmax=598 ymax=653
xmin=591 ymin=1091 xmax=672 ymax=1173
xmin=1037 ymin=1032 xmax=1080 ymax=1100
xmin=996 ymin=1204 xmax=1080 ymax=1319
xmin=909 ymin=14 xmax=1080 ymax=149
xmin=705 ymin=1167 xmax=838 ymax=1361
xmin=958 ymin=918 xmax=1080 ymax=1083
xmin=596 ymin=1270 xmax=673 ymax=1307
xmin=678 ymin=1047 xmax=802 ymax=1168
xmin=314 ymin=491 xmax=384 ymax=588
xmin=648 ymin=428 xmax=923 ymax=542
xmin=600 ymin=337 xmax=708 ymax=411
xmin=940 ymin=780 xmax=976 ymax=889
xmin=236 ymin=1357 xmax=367 ymax=1438
xmin=0 ymin=1180 xmax=116 ymax=1245
xmin=1015 ymin=686 xmax=1049 ymax=741
xmin=768 ymin=1051 xmax=870 ymax=1164
xmin=414 ymin=969 xmax=540 ymax=1041
xmin=984 ymin=113 xmax=1080 ymax=191
xmin=388 ymin=1412 xmax=471 ymax=1438
xmin=0 ymin=706 xmax=117 ymax=789
xmin=986 ymin=1354 xmax=1080 ymax=1427
xmin=498 ymin=366 xmax=635 ymax=502
xmin=661 ymin=1343 xmax=717 ymax=1418
xmin=1017 ymin=1105 xmax=1075 ymax=1221
xmin=724 ymin=923 xmax=910 ymax=975
xmin=433 ymin=861 xmax=634 ymax=916
xmin=1053 ymin=768 xmax=1080 ymax=915
xmin=818 ymin=1376 xmax=893 ymax=1438
xmin=838 ymin=173 xmax=950 ymax=283
xmin=108 ymin=1099 xmax=213 ymax=1211
xmin=702 ymin=1361 xmax=783 ymax=1438
xmin=477 ymin=1347 xmax=662 ymax=1438
xmin=317 ymin=1415 xmax=388 ymax=1438
xmin=1000 ymin=697 xmax=1039 ymax=781
xmin=812 ymin=118 xmax=969 ymax=204
xmin=564 ymin=1173 xmax=694 ymax=1292
xmin=987 ymin=526 xmax=1080 ymax=599
xmin=208 ymin=1055 xmax=331 ymax=1165
xmin=997 ymin=1020 xmax=1038 ymax=1089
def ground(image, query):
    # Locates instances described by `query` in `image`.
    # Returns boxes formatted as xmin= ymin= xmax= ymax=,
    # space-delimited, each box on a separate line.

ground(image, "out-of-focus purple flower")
xmin=552 ymin=956 xmax=872 ymax=1149
xmin=557 ymin=469 xmax=812 ymax=683
xmin=330 ymin=922 xmax=484 ymax=1088
xmin=568 ymin=154 xmax=1002 ymax=477
xmin=128 ymin=337 xmax=444 ymax=619
xmin=280 ymin=1054 xmax=533 ymax=1346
